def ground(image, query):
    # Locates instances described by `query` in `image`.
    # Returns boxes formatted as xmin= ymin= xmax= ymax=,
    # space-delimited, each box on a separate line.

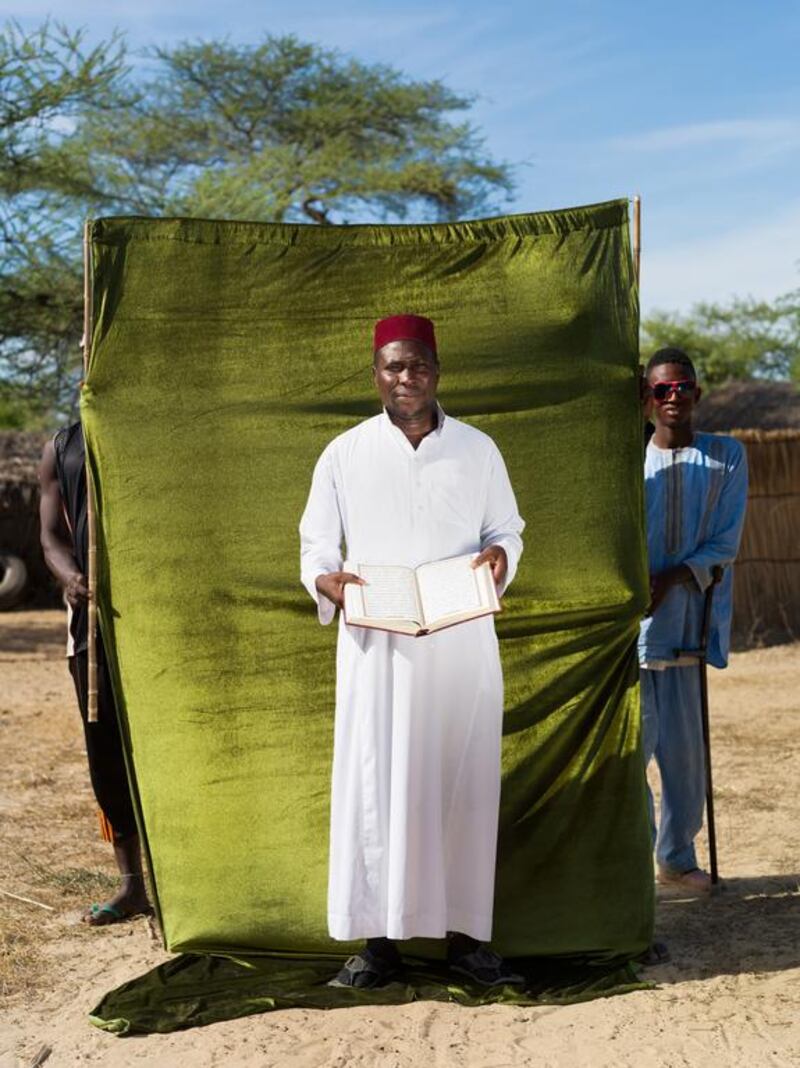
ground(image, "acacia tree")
xmin=642 ymin=291 xmax=800 ymax=388
xmin=0 ymin=20 xmax=128 ymax=427
xmin=76 ymin=37 xmax=511 ymax=224
xmin=0 ymin=29 xmax=512 ymax=426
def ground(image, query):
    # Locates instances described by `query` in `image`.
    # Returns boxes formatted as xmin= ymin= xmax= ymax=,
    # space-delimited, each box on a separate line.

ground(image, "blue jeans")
xmin=640 ymin=667 xmax=706 ymax=873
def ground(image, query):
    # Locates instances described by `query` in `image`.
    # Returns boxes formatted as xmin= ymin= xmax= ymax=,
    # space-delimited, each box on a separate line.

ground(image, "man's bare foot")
xmin=657 ymin=865 xmax=712 ymax=894
xmin=82 ymin=875 xmax=151 ymax=926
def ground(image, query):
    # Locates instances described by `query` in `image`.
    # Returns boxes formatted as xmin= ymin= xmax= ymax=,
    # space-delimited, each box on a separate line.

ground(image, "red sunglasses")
xmin=651 ymin=379 xmax=696 ymax=403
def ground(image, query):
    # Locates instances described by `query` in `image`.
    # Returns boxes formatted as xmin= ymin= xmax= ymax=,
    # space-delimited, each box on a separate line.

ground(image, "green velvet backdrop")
xmin=81 ymin=200 xmax=652 ymax=966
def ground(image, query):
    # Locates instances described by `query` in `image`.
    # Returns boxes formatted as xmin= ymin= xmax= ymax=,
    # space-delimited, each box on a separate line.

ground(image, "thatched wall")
xmin=0 ymin=431 xmax=60 ymax=607
xmin=730 ymin=429 xmax=800 ymax=646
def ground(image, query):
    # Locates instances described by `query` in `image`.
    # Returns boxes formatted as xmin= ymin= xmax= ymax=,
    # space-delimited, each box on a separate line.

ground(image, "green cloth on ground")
xmin=82 ymin=200 xmax=653 ymax=1032
xmin=90 ymin=953 xmax=653 ymax=1035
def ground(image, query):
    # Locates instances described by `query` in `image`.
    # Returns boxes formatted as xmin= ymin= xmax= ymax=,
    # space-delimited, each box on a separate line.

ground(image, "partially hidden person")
xmin=39 ymin=422 xmax=151 ymax=924
xmin=639 ymin=347 xmax=748 ymax=893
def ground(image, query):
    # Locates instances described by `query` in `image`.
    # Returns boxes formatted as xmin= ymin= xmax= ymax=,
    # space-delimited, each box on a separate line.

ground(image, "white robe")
xmin=299 ymin=407 xmax=524 ymax=942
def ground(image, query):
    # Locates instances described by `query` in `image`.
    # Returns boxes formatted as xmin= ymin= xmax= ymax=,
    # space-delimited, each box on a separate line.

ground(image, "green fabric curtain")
xmin=90 ymin=954 xmax=652 ymax=1036
xmin=82 ymin=200 xmax=653 ymax=1032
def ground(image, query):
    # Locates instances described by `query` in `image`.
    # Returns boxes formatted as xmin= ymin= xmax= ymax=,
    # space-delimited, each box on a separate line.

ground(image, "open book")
xmin=342 ymin=552 xmax=501 ymax=637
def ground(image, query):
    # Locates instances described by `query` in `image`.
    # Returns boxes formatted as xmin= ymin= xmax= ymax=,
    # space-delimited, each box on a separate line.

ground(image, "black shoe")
xmin=635 ymin=941 xmax=671 ymax=967
xmin=447 ymin=944 xmax=525 ymax=987
xmin=328 ymin=948 xmax=402 ymax=989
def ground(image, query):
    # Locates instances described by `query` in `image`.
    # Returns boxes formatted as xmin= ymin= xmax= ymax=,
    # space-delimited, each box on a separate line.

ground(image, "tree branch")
xmin=301 ymin=197 xmax=331 ymax=224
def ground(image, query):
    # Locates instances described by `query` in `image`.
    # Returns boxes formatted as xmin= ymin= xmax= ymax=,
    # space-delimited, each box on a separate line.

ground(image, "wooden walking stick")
xmin=633 ymin=194 xmax=641 ymax=286
xmin=83 ymin=221 xmax=98 ymax=723
xmin=675 ymin=565 xmax=724 ymax=885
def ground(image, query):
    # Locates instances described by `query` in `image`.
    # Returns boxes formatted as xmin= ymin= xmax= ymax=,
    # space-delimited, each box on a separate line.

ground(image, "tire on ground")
xmin=0 ymin=554 xmax=28 ymax=609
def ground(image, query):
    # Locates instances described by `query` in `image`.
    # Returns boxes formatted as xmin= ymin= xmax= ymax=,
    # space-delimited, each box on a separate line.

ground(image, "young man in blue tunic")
xmin=639 ymin=347 xmax=748 ymax=893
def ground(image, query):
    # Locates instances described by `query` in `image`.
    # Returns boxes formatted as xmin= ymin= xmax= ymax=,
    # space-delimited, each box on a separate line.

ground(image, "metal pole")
xmin=82 ymin=221 xmax=98 ymax=723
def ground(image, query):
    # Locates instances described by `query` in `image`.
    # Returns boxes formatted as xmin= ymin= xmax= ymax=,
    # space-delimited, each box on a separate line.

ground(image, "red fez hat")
xmin=373 ymin=314 xmax=437 ymax=357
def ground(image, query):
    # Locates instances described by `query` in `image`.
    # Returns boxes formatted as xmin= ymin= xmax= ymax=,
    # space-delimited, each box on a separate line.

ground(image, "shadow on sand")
xmin=649 ymin=872 xmax=800 ymax=982
xmin=0 ymin=612 xmax=65 ymax=656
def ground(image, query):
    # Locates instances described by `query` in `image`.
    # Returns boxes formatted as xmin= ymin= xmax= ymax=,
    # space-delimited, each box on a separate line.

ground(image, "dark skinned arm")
xmin=647 ymin=564 xmax=693 ymax=617
xmin=38 ymin=439 xmax=89 ymax=607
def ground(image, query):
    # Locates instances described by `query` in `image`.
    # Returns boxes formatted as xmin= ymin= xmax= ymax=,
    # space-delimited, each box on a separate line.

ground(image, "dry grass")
xmin=0 ymin=610 xmax=129 ymax=1005
xmin=0 ymin=847 xmax=121 ymax=1001
xmin=0 ymin=914 xmax=46 ymax=1002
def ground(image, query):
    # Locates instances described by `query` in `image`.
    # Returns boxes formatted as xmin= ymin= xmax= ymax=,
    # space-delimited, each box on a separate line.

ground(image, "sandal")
xmin=447 ymin=944 xmax=525 ymax=987
xmin=328 ymin=948 xmax=402 ymax=989
xmin=83 ymin=901 xmax=152 ymax=926
xmin=635 ymin=940 xmax=671 ymax=966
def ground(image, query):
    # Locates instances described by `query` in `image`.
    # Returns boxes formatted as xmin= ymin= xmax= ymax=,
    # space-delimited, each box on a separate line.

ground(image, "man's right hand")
xmin=64 ymin=571 xmax=90 ymax=607
xmin=315 ymin=571 xmax=366 ymax=610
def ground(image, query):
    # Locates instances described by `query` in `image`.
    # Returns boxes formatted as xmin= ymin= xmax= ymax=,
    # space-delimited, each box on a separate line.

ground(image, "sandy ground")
xmin=1 ymin=610 xmax=798 ymax=1068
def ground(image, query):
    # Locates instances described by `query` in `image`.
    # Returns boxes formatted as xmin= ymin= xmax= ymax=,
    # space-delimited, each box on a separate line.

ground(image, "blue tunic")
xmin=638 ymin=432 xmax=748 ymax=669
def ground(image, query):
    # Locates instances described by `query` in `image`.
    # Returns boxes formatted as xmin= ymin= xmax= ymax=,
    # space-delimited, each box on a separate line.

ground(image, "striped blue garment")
xmin=638 ymin=432 xmax=749 ymax=669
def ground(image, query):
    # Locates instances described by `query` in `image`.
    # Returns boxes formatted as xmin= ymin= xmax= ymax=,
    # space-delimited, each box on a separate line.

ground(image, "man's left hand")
xmin=472 ymin=545 xmax=508 ymax=590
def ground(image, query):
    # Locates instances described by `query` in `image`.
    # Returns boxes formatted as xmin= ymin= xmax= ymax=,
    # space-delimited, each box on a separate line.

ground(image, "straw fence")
xmin=730 ymin=429 xmax=800 ymax=646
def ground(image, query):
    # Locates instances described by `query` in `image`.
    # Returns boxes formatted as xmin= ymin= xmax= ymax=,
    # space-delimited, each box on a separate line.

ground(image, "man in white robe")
xmin=299 ymin=314 xmax=525 ymax=988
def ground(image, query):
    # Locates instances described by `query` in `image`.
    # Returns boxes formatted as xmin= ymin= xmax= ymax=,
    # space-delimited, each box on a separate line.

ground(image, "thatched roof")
xmin=695 ymin=381 xmax=800 ymax=432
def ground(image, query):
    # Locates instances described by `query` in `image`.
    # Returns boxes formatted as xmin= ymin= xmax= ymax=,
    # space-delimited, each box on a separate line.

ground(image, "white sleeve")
xmin=480 ymin=443 xmax=525 ymax=595
xmin=299 ymin=446 xmax=344 ymax=626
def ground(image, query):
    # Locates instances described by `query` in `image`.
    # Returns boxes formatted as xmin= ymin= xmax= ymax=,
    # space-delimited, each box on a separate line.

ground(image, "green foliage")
xmin=0 ymin=235 xmax=84 ymax=423
xmin=75 ymin=35 xmax=511 ymax=223
xmin=0 ymin=18 xmax=127 ymax=199
xmin=0 ymin=389 xmax=36 ymax=429
xmin=1 ymin=26 xmax=513 ymax=427
xmin=642 ymin=291 xmax=800 ymax=388
xmin=1 ymin=20 xmax=128 ymax=426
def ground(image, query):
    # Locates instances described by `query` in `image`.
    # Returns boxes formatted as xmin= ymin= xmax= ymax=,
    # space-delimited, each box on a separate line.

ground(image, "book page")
xmin=417 ymin=554 xmax=484 ymax=625
xmin=356 ymin=564 xmax=421 ymax=622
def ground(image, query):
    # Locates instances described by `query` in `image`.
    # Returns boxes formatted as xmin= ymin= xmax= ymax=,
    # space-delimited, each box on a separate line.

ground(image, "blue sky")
xmin=7 ymin=0 xmax=800 ymax=313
